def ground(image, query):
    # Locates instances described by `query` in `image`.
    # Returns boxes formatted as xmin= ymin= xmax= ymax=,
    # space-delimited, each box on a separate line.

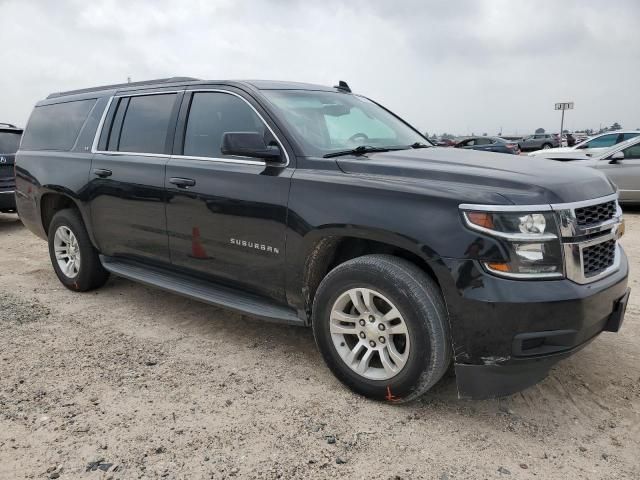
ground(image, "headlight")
xmin=461 ymin=209 xmax=563 ymax=279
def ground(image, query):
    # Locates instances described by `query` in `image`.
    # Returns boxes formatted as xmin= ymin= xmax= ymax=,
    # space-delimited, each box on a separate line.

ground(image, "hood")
xmin=335 ymin=147 xmax=615 ymax=205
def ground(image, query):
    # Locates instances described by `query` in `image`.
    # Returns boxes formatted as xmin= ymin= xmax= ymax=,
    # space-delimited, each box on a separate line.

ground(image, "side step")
xmin=100 ymin=256 xmax=304 ymax=326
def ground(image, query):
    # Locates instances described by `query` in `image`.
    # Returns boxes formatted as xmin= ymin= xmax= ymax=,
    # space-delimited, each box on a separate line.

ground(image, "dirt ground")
xmin=0 ymin=212 xmax=638 ymax=480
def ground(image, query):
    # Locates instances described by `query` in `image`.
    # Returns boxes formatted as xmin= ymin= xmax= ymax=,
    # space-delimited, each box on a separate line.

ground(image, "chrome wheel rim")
xmin=54 ymin=226 xmax=81 ymax=279
xmin=330 ymin=288 xmax=410 ymax=381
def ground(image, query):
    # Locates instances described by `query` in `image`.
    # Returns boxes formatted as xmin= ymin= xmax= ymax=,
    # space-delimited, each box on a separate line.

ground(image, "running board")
xmin=100 ymin=256 xmax=304 ymax=326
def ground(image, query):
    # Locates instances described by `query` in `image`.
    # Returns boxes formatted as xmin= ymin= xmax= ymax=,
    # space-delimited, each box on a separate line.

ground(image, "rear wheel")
xmin=48 ymin=208 xmax=109 ymax=291
xmin=542 ymin=143 xmax=552 ymax=149
xmin=312 ymin=255 xmax=451 ymax=403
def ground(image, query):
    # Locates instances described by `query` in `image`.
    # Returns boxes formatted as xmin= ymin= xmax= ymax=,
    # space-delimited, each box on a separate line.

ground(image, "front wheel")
xmin=312 ymin=255 xmax=451 ymax=403
xmin=542 ymin=143 xmax=552 ymax=149
xmin=48 ymin=208 xmax=110 ymax=291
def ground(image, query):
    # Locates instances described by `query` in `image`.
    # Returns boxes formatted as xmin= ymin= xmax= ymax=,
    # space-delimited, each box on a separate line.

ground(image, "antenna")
xmin=334 ymin=80 xmax=351 ymax=93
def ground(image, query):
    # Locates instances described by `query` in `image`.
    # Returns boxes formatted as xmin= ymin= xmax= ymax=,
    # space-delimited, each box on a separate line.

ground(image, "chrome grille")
xmin=582 ymin=239 xmax=616 ymax=277
xmin=554 ymin=194 xmax=622 ymax=285
xmin=574 ymin=200 xmax=616 ymax=227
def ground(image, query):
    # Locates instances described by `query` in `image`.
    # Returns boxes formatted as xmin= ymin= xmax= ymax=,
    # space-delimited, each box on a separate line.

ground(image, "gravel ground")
xmin=0 ymin=211 xmax=638 ymax=480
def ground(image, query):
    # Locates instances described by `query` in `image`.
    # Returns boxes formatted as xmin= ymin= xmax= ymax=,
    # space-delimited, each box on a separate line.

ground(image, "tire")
xmin=312 ymin=254 xmax=451 ymax=403
xmin=47 ymin=208 xmax=109 ymax=292
xmin=542 ymin=143 xmax=552 ymax=149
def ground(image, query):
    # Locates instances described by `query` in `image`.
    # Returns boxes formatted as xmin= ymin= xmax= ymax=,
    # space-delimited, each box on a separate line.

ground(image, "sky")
xmin=1 ymin=0 xmax=638 ymax=136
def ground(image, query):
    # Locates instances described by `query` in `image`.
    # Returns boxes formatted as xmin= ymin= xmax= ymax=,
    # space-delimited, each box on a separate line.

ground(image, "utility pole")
xmin=555 ymin=102 xmax=574 ymax=145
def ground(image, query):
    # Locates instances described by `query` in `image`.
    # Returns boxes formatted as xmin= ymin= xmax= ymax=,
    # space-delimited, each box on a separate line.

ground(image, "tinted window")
xmin=586 ymin=134 xmax=618 ymax=148
xmin=21 ymin=99 xmax=96 ymax=151
xmin=183 ymin=92 xmax=268 ymax=158
xmin=622 ymin=132 xmax=640 ymax=141
xmin=0 ymin=131 xmax=21 ymax=153
xmin=623 ymin=143 xmax=640 ymax=159
xmin=115 ymin=94 xmax=176 ymax=154
xmin=475 ymin=137 xmax=492 ymax=145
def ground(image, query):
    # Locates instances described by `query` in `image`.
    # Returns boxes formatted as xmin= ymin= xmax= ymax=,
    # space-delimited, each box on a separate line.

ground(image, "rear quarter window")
xmin=21 ymin=99 xmax=96 ymax=151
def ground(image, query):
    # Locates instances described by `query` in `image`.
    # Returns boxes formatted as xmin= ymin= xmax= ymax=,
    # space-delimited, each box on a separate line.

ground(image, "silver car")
xmin=536 ymin=136 xmax=640 ymax=204
xmin=529 ymin=130 xmax=640 ymax=157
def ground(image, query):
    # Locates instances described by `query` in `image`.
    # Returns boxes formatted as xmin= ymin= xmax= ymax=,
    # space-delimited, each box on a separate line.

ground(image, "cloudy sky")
xmin=1 ymin=0 xmax=638 ymax=136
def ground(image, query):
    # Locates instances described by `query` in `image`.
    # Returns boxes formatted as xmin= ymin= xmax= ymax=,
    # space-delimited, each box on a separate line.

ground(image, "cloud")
xmin=1 ymin=0 xmax=638 ymax=134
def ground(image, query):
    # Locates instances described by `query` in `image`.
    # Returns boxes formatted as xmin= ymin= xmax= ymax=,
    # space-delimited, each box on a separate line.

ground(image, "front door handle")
xmin=169 ymin=177 xmax=196 ymax=188
xmin=93 ymin=168 xmax=112 ymax=178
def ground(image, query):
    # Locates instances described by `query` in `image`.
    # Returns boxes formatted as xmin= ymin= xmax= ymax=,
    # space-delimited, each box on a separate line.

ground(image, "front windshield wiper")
xmin=410 ymin=142 xmax=431 ymax=149
xmin=323 ymin=145 xmax=399 ymax=158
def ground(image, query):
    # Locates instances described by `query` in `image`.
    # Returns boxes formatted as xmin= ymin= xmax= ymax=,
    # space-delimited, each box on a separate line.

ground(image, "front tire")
xmin=312 ymin=255 xmax=451 ymax=403
xmin=542 ymin=143 xmax=552 ymax=149
xmin=48 ymin=208 xmax=109 ymax=292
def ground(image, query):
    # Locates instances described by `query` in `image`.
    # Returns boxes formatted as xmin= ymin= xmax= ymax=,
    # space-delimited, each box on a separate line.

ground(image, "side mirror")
xmin=221 ymin=132 xmax=282 ymax=161
xmin=609 ymin=151 xmax=625 ymax=164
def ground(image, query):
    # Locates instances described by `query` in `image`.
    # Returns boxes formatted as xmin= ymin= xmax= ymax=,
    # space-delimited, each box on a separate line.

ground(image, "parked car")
xmin=535 ymin=135 xmax=640 ymax=204
xmin=518 ymin=133 xmax=560 ymax=151
xmin=0 ymin=123 xmax=23 ymax=213
xmin=435 ymin=138 xmax=456 ymax=147
xmin=529 ymin=130 xmax=640 ymax=157
xmin=455 ymin=136 xmax=520 ymax=154
xmin=16 ymin=78 xmax=629 ymax=401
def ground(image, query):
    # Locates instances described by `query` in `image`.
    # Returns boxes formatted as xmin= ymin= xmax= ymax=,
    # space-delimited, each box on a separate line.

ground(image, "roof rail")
xmin=46 ymin=77 xmax=200 ymax=99
xmin=0 ymin=122 xmax=17 ymax=128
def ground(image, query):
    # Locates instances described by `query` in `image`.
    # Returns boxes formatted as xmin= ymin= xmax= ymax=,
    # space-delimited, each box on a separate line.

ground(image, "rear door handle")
xmin=93 ymin=168 xmax=112 ymax=178
xmin=169 ymin=177 xmax=196 ymax=188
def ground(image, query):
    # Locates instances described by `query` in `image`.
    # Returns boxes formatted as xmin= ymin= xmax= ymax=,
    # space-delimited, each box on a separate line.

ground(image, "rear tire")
xmin=542 ymin=143 xmax=552 ymax=149
xmin=47 ymin=208 xmax=109 ymax=292
xmin=312 ymin=255 xmax=451 ymax=403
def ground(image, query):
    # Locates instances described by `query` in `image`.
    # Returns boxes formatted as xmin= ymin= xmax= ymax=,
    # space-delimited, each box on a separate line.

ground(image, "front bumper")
xmin=0 ymin=190 xmax=16 ymax=211
xmin=439 ymin=250 xmax=629 ymax=399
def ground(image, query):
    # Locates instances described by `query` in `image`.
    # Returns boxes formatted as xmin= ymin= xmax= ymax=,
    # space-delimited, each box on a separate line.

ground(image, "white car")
xmin=529 ymin=130 xmax=640 ymax=157
xmin=537 ymin=136 xmax=640 ymax=204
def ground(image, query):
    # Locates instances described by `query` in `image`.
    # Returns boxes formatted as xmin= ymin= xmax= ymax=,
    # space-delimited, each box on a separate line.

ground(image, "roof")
xmin=45 ymin=77 xmax=347 ymax=100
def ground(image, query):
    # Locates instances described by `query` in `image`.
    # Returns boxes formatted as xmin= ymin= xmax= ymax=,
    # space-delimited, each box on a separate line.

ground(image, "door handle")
xmin=93 ymin=168 xmax=112 ymax=178
xmin=169 ymin=177 xmax=196 ymax=188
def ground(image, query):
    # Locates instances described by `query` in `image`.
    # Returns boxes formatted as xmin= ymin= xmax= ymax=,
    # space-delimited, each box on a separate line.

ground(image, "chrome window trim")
xmin=91 ymin=89 xmax=290 ymax=167
xmin=0 ymin=190 xmax=15 ymax=195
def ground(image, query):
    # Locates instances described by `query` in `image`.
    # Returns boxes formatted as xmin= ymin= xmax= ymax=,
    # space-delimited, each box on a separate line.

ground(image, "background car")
xmin=529 ymin=130 xmax=640 ymax=157
xmin=538 ymin=136 xmax=640 ymax=204
xmin=455 ymin=136 xmax=520 ymax=154
xmin=518 ymin=133 xmax=560 ymax=151
xmin=0 ymin=123 xmax=23 ymax=213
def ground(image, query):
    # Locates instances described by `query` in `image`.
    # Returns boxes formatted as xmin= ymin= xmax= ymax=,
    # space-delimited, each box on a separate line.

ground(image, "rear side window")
xmin=108 ymin=94 xmax=176 ymax=154
xmin=0 ymin=131 xmax=21 ymax=154
xmin=21 ymin=99 xmax=96 ymax=151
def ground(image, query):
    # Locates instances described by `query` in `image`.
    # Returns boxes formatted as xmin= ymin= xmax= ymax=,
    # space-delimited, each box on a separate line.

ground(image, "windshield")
xmin=0 ymin=131 xmax=21 ymax=154
xmin=262 ymin=90 xmax=429 ymax=156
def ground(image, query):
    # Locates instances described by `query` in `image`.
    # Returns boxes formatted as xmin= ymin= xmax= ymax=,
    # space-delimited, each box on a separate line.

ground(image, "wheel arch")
xmin=39 ymin=191 xmax=98 ymax=248
xmin=299 ymin=228 xmax=445 ymax=322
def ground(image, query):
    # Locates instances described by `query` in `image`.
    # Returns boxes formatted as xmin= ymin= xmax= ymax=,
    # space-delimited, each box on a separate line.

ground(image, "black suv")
xmin=15 ymin=78 xmax=630 ymax=401
xmin=0 ymin=123 xmax=22 ymax=213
